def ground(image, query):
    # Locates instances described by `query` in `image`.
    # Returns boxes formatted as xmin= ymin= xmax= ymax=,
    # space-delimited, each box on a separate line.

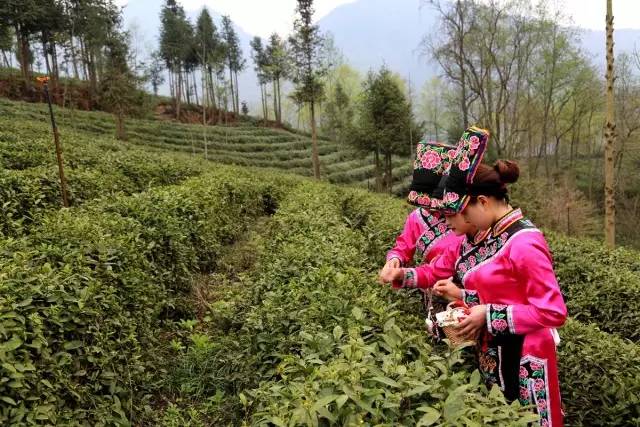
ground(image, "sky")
xmin=114 ymin=0 xmax=640 ymax=37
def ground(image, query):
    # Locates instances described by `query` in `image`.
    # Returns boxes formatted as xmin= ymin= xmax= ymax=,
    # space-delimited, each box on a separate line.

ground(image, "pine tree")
xmin=289 ymin=0 xmax=329 ymax=179
xmin=350 ymin=67 xmax=421 ymax=193
xmin=322 ymin=82 xmax=353 ymax=144
xmin=99 ymin=34 xmax=147 ymax=140
xmin=266 ymin=33 xmax=289 ymax=124
xmin=250 ymin=36 xmax=270 ymax=122
xmin=0 ymin=24 xmax=13 ymax=68
xmin=160 ymin=0 xmax=193 ymax=118
xmin=147 ymin=51 xmax=165 ymax=96
xmin=195 ymin=8 xmax=221 ymax=110
xmin=221 ymin=15 xmax=245 ymax=115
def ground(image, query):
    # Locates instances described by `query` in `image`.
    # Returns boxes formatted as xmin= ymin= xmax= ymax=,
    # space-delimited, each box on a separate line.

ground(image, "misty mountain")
xmin=121 ymin=0 xmax=640 ymax=109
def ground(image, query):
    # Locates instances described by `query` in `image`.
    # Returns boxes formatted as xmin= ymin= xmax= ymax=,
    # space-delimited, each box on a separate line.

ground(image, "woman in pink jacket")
xmin=379 ymin=139 xmax=464 ymax=279
xmin=382 ymin=127 xmax=567 ymax=427
xmin=378 ymin=139 xmax=466 ymax=340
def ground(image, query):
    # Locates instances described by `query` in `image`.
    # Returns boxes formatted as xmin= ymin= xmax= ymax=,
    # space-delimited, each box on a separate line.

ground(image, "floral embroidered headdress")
xmin=431 ymin=126 xmax=490 ymax=214
xmin=407 ymin=140 xmax=457 ymax=209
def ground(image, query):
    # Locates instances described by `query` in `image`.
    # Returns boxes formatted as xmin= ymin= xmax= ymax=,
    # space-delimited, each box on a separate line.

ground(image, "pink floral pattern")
xmin=519 ymin=366 xmax=528 ymax=379
xmin=487 ymin=304 xmax=513 ymax=336
xmin=458 ymin=156 xmax=471 ymax=171
xmin=417 ymin=195 xmax=430 ymax=206
xmin=444 ymin=192 xmax=459 ymax=203
xmin=421 ymin=150 xmax=442 ymax=170
xmin=519 ymin=357 xmax=551 ymax=425
xmin=469 ymin=135 xmax=480 ymax=149
xmin=491 ymin=318 xmax=508 ymax=332
xmin=403 ymin=268 xmax=417 ymax=288
xmin=415 ymin=212 xmax=449 ymax=262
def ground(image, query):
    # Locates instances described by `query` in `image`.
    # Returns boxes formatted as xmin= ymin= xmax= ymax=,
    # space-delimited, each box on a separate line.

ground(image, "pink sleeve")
xmin=395 ymin=237 xmax=461 ymax=289
xmin=487 ymin=232 xmax=567 ymax=336
xmin=386 ymin=210 xmax=420 ymax=266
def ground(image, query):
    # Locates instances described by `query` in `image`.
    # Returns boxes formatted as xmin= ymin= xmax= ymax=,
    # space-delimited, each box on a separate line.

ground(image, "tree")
xmin=221 ymin=15 xmax=245 ymax=115
xmin=99 ymin=34 xmax=147 ymax=140
xmin=350 ymin=67 xmax=421 ymax=193
xmin=419 ymin=77 xmax=450 ymax=141
xmin=288 ymin=0 xmax=329 ymax=179
xmin=241 ymin=101 xmax=249 ymax=116
xmin=0 ymin=0 xmax=41 ymax=88
xmin=0 ymin=23 xmax=13 ymax=68
xmin=250 ymin=36 xmax=270 ymax=122
xmin=147 ymin=50 xmax=165 ymax=96
xmin=266 ymin=33 xmax=289 ymax=124
xmin=160 ymin=0 xmax=193 ymax=118
xmin=322 ymin=82 xmax=353 ymax=144
xmin=604 ymin=0 xmax=616 ymax=248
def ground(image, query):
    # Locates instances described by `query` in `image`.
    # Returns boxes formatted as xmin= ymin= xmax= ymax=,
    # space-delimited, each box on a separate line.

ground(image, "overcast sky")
xmin=115 ymin=0 xmax=640 ymax=38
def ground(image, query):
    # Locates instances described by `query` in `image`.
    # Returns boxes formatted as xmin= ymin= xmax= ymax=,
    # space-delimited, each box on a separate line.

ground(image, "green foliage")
xmin=159 ymin=183 xmax=536 ymax=426
xmin=3 ymin=97 xmax=640 ymax=426
xmin=545 ymin=231 xmax=640 ymax=342
xmin=0 ymin=168 xmax=289 ymax=425
xmin=1 ymin=98 xmax=415 ymax=190
xmin=558 ymin=320 xmax=640 ymax=426
xmin=288 ymin=0 xmax=328 ymax=104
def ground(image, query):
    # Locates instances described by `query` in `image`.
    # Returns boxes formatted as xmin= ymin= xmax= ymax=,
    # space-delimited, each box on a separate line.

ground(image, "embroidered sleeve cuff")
xmin=486 ymin=304 xmax=516 ymax=336
xmin=462 ymin=289 xmax=480 ymax=307
xmin=402 ymin=268 xmax=418 ymax=288
xmin=386 ymin=253 xmax=404 ymax=266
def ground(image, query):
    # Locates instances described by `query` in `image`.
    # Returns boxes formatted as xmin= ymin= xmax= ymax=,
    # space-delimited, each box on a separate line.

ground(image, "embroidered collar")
xmin=472 ymin=228 xmax=491 ymax=245
xmin=491 ymin=208 xmax=523 ymax=237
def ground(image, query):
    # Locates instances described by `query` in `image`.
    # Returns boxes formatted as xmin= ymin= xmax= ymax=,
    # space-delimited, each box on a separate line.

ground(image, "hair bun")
xmin=493 ymin=160 xmax=520 ymax=184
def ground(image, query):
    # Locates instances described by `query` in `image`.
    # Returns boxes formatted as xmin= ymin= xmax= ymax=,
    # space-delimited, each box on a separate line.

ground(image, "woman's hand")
xmin=379 ymin=266 xmax=405 ymax=285
xmin=378 ymin=258 xmax=401 ymax=284
xmin=456 ymin=304 xmax=487 ymax=340
xmin=433 ymin=277 xmax=463 ymax=301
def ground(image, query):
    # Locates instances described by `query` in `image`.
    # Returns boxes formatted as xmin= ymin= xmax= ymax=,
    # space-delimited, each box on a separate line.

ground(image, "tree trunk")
xmin=184 ymin=69 xmax=191 ymax=105
xmin=276 ymin=78 xmax=282 ymax=124
xmin=386 ymin=151 xmax=393 ymax=194
xmin=207 ymin=68 xmax=216 ymax=110
xmin=52 ymin=40 xmax=60 ymax=82
xmin=261 ymin=84 xmax=267 ymax=123
xmin=16 ymin=25 xmax=32 ymax=89
xmin=42 ymin=38 xmax=52 ymax=78
xmin=604 ymin=0 xmax=616 ymax=248
xmin=202 ymin=69 xmax=208 ymax=159
xmin=79 ymin=37 xmax=88 ymax=80
xmin=69 ymin=35 xmax=80 ymax=79
xmin=1 ymin=50 xmax=9 ymax=68
xmin=272 ymin=80 xmax=278 ymax=124
xmin=234 ymin=70 xmax=240 ymax=115
xmin=176 ymin=67 xmax=182 ymax=119
xmin=192 ymin=71 xmax=199 ymax=106
xmin=115 ymin=113 xmax=127 ymax=141
xmin=374 ymin=149 xmax=382 ymax=192
xmin=228 ymin=62 xmax=236 ymax=113
xmin=310 ymin=101 xmax=321 ymax=179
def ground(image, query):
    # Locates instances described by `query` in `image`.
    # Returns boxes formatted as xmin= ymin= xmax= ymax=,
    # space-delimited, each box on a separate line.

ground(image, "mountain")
xmin=318 ymin=0 xmax=438 ymax=82
xmin=120 ymin=0 xmax=640 ymax=108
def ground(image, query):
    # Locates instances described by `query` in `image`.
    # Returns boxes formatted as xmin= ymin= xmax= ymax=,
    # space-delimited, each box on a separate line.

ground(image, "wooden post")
xmin=38 ymin=77 xmax=70 ymax=208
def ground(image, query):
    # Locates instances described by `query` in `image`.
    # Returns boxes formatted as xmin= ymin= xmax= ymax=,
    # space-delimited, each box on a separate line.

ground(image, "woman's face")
xmin=462 ymin=196 xmax=496 ymax=230
xmin=444 ymin=212 xmax=477 ymax=236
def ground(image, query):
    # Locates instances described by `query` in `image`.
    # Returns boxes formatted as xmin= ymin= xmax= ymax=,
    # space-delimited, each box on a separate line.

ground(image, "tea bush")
xmin=0 ymin=168 xmax=292 ymax=425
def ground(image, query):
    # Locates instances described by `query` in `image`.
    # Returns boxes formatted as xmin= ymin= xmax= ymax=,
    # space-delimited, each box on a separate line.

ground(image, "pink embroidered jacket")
xmin=386 ymin=208 xmax=462 ymax=267
xmin=401 ymin=209 xmax=567 ymax=427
